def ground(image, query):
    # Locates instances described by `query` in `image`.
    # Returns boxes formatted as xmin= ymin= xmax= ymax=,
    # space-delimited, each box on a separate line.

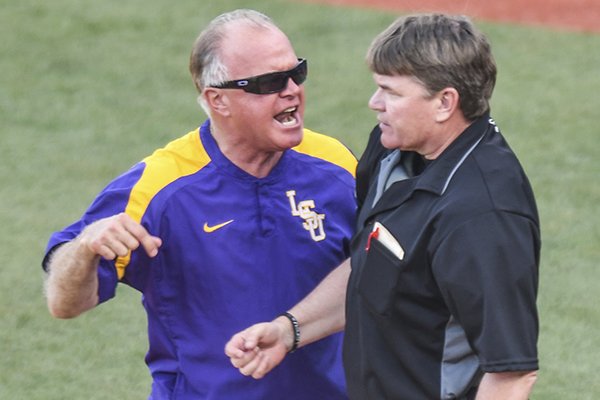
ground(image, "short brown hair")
xmin=367 ymin=14 xmax=497 ymax=120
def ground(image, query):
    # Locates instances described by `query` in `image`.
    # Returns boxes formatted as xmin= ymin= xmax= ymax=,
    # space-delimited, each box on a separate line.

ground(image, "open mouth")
xmin=274 ymin=106 xmax=299 ymax=126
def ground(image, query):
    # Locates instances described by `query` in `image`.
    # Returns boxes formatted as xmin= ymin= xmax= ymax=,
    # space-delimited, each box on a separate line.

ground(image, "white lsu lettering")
xmin=286 ymin=190 xmax=326 ymax=242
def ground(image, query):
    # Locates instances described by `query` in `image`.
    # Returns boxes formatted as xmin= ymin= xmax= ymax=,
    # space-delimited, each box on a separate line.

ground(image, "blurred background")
xmin=1 ymin=0 xmax=598 ymax=398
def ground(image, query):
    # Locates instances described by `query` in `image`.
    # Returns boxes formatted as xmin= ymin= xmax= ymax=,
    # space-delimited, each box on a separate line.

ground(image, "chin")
xmin=286 ymin=133 xmax=304 ymax=149
xmin=379 ymin=134 xmax=400 ymax=150
xmin=276 ymin=130 xmax=304 ymax=150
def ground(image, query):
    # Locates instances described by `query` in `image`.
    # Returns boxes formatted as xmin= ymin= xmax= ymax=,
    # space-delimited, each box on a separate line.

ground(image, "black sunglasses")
xmin=210 ymin=59 xmax=307 ymax=95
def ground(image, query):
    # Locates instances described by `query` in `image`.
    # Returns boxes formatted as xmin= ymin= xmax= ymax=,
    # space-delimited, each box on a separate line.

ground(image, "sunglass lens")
xmin=248 ymin=59 xmax=307 ymax=94
xmin=256 ymin=74 xmax=288 ymax=94
xmin=291 ymin=61 xmax=307 ymax=85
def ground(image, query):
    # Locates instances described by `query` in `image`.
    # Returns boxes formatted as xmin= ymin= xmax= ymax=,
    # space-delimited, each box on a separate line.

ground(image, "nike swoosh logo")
xmin=203 ymin=219 xmax=234 ymax=233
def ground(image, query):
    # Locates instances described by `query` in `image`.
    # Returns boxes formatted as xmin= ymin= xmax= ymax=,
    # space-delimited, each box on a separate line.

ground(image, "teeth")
xmin=275 ymin=106 xmax=298 ymax=125
xmin=281 ymin=115 xmax=297 ymax=126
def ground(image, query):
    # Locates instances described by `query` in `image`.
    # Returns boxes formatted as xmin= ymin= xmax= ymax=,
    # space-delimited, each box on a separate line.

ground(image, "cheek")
xmin=239 ymin=98 xmax=275 ymax=121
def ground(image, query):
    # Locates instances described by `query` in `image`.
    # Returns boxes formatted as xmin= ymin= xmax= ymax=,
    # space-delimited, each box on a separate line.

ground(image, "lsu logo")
xmin=286 ymin=190 xmax=326 ymax=242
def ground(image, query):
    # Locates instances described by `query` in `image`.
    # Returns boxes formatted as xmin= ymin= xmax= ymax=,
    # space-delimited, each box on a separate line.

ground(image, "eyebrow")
xmin=378 ymin=83 xmax=401 ymax=96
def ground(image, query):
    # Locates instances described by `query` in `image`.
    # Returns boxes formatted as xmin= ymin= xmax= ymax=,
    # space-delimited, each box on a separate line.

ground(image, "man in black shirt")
xmin=225 ymin=13 xmax=540 ymax=399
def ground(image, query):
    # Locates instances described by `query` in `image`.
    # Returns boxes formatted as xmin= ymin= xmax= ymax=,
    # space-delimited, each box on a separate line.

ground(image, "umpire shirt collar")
xmin=369 ymin=113 xmax=492 ymax=217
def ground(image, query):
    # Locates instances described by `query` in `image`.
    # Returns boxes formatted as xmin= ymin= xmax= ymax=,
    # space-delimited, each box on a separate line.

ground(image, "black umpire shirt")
xmin=344 ymin=114 xmax=540 ymax=399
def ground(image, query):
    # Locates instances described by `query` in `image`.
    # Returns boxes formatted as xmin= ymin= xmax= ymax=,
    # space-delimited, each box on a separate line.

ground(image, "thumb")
xmin=224 ymin=333 xmax=248 ymax=358
xmin=224 ymin=325 xmax=265 ymax=358
xmin=240 ymin=324 xmax=270 ymax=350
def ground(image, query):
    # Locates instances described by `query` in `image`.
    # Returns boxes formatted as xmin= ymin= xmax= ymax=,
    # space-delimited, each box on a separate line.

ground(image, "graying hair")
xmin=189 ymin=9 xmax=276 ymax=93
xmin=367 ymin=14 xmax=497 ymax=120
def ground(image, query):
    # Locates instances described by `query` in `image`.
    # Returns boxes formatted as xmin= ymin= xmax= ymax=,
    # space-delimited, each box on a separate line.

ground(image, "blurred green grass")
xmin=1 ymin=0 xmax=598 ymax=398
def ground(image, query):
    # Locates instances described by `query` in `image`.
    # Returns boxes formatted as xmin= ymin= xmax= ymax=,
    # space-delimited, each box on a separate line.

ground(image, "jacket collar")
xmin=368 ymin=113 xmax=492 ymax=217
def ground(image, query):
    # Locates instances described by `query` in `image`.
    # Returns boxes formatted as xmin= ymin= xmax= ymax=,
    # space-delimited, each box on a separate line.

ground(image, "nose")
xmin=368 ymin=88 xmax=384 ymax=111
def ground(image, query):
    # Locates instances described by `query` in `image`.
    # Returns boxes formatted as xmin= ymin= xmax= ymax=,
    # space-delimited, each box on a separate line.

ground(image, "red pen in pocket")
xmin=365 ymin=222 xmax=405 ymax=260
xmin=365 ymin=226 xmax=380 ymax=251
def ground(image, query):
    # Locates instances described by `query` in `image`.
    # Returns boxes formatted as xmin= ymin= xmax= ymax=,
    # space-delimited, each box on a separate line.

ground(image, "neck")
xmin=422 ymin=116 xmax=471 ymax=160
xmin=210 ymin=124 xmax=283 ymax=178
xmin=226 ymin=148 xmax=283 ymax=178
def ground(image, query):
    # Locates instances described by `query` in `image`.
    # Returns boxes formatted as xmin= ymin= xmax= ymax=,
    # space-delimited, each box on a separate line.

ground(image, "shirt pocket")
xmin=357 ymin=237 xmax=403 ymax=317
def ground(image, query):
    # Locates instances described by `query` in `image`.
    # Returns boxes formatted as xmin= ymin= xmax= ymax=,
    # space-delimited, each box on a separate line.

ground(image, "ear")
xmin=203 ymin=88 xmax=231 ymax=117
xmin=435 ymin=88 xmax=460 ymax=122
